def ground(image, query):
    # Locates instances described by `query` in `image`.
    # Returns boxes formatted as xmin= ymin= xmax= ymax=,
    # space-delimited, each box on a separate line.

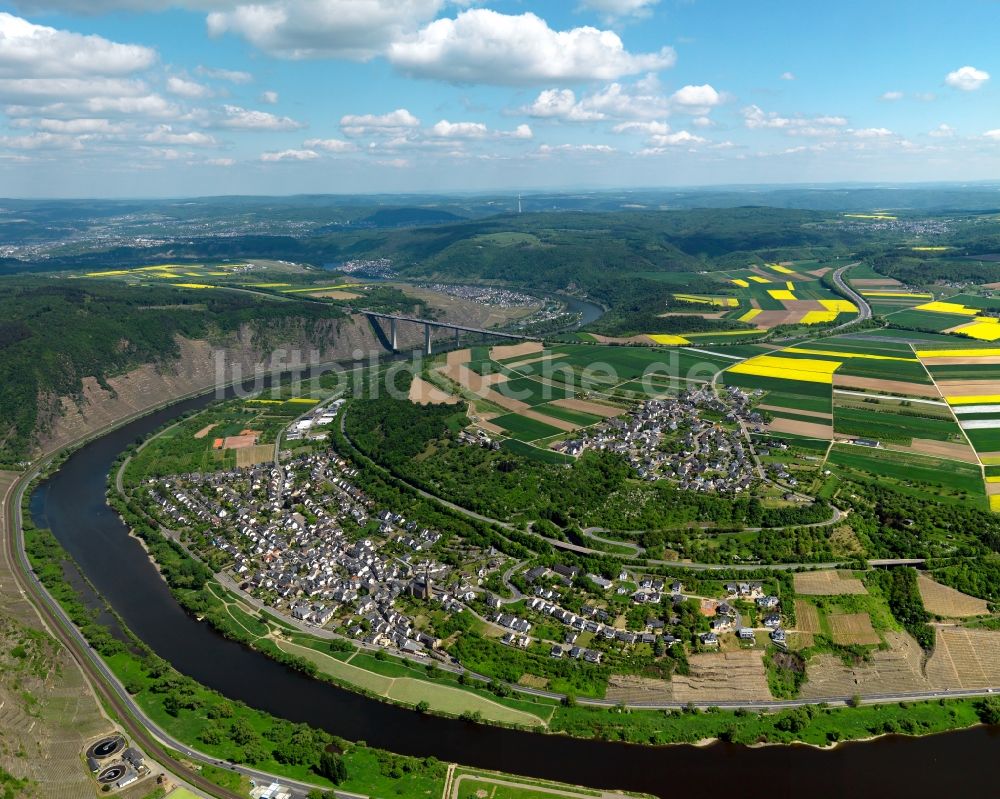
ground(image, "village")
xmin=138 ymin=434 xmax=790 ymax=669
xmin=553 ymin=386 xmax=766 ymax=494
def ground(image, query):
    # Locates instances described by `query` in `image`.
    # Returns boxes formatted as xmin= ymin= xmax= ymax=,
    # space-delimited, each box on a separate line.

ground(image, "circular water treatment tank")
xmin=97 ymin=765 xmax=127 ymax=784
xmin=87 ymin=735 xmax=126 ymax=760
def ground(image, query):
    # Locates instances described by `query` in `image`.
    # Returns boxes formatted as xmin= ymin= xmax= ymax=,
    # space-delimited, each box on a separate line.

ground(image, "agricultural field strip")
xmin=915 ymin=343 xmax=1000 ymax=477
xmin=908 ymin=343 xmax=986 ymax=475
xmin=833 ymin=389 xmax=946 ymax=407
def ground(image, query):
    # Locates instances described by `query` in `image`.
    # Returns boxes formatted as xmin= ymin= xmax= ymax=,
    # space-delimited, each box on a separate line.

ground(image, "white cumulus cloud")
xmin=166 ymin=75 xmax=213 ymax=98
xmin=145 ymin=124 xmax=217 ymax=145
xmin=945 ymin=65 xmax=989 ymax=91
xmin=742 ymin=104 xmax=847 ymax=136
xmin=260 ymin=148 xmax=319 ymax=161
xmin=260 ymin=90 xmax=279 ymax=104
xmin=388 ymin=9 xmax=676 ymax=85
xmin=208 ymin=0 xmax=444 ymax=60
xmin=340 ymin=108 xmax=420 ymax=136
xmin=219 ymin=104 xmax=303 ymax=130
xmin=0 ymin=12 xmax=155 ymax=78
xmin=669 ymin=84 xmax=721 ymax=114
xmin=303 ymin=137 xmax=356 ymax=152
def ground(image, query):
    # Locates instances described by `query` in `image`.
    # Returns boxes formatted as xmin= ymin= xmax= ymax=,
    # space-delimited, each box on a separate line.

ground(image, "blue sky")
xmin=0 ymin=0 xmax=997 ymax=196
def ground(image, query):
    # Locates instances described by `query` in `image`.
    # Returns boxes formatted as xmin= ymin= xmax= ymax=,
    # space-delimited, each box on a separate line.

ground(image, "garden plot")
xmin=917 ymin=574 xmax=990 ymax=618
xmin=794 ymin=570 xmax=868 ymax=595
xmin=794 ymin=600 xmax=823 ymax=633
xmin=828 ymin=612 xmax=881 ymax=645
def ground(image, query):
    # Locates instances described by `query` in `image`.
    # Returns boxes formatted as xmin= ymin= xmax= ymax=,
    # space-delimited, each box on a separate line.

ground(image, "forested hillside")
xmin=0 ymin=280 xmax=340 ymax=464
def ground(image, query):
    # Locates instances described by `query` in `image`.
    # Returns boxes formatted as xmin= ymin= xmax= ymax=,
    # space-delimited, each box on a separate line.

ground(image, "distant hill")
xmin=361 ymin=208 xmax=466 ymax=227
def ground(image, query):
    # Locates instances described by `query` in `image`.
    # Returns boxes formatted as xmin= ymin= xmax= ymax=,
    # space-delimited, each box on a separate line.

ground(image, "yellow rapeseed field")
xmin=783 ymin=347 xmax=916 ymax=362
xmin=749 ymin=276 xmax=771 ymax=283
xmin=954 ymin=319 xmax=1000 ymax=341
xmin=648 ymin=334 xmax=690 ymax=345
xmin=913 ymin=301 xmax=979 ymax=316
xmin=767 ymin=289 xmax=797 ymax=301
xmin=171 ymin=282 xmax=214 ymax=289
xmin=946 ymin=395 xmax=1000 ymax=406
xmin=767 ymin=264 xmax=794 ymax=274
xmin=728 ymin=354 xmax=842 ymax=384
xmin=730 ymin=278 xmax=750 ymax=288
xmin=819 ymin=299 xmax=858 ymax=313
xmin=800 ymin=311 xmax=839 ymax=324
xmin=738 ymin=309 xmax=762 ymax=323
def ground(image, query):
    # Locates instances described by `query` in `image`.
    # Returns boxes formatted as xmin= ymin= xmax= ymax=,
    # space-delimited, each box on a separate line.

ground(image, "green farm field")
xmin=833 ymin=406 xmax=964 ymax=442
xmin=826 ymin=445 xmax=985 ymax=496
xmin=490 ymin=412 xmax=566 ymax=441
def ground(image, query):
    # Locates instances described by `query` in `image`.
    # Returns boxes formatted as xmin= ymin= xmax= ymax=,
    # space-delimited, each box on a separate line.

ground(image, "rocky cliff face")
xmin=34 ymin=313 xmax=403 ymax=455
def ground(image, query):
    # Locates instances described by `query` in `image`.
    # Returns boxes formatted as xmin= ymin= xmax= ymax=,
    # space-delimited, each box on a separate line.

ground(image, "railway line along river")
xmin=28 ymin=377 xmax=999 ymax=799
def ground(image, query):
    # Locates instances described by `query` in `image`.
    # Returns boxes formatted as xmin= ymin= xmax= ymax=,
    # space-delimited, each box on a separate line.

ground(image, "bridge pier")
xmin=454 ymin=328 xmax=460 ymax=348
xmin=390 ymin=318 xmax=398 ymax=351
xmin=424 ymin=323 xmax=432 ymax=356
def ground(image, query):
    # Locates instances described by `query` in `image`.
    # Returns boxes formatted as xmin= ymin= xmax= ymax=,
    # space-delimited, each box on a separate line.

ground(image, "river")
xmin=27 ymin=375 xmax=999 ymax=799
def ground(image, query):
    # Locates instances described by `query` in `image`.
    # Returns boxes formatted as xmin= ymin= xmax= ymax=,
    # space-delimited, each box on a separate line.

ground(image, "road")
xmin=831 ymin=262 xmax=872 ymax=326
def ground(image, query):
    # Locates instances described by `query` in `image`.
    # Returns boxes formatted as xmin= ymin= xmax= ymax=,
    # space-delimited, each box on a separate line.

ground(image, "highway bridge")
xmin=362 ymin=310 xmax=536 ymax=354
